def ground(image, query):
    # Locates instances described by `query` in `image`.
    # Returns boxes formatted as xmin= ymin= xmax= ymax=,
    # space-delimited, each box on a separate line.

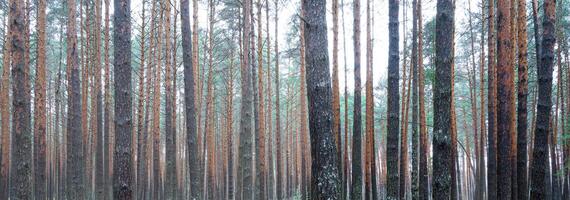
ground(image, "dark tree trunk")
xmin=417 ymin=0 xmax=428 ymax=198
xmin=301 ymin=0 xmax=341 ymax=199
xmin=94 ymin=0 xmax=104 ymax=198
xmin=181 ymin=0 xmax=200 ymax=198
xmin=103 ymin=0 xmax=112 ymax=198
xmin=9 ymin=0 xmax=32 ymax=198
xmin=34 ymin=0 xmax=48 ymax=198
xmin=432 ymin=0 xmax=454 ymax=198
xmin=386 ymin=0 xmax=401 ymax=197
xmin=516 ymin=0 xmax=529 ymax=198
xmin=530 ymin=0 xmax=556 ymax=198
xmin=66 ymin=0 xmax=84 ymax=198
xmin=411 ymin=0 xmax=419 ymax=198
xmin=351 ymin=0 xmax=362 ymax=198
xmin=113 ymin=0 xmax=134 ymax=198
xmin=487 ymin=0 xmax=498 ymax=197
xmin=496 ymin=0 xmax=515 ymax=198
xmin=237 ymin=0 xmax=254 ymax=198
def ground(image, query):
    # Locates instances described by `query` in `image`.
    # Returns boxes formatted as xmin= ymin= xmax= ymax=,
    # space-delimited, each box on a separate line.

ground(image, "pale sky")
xmin=124 ymin=0 xmax=482 ymax=96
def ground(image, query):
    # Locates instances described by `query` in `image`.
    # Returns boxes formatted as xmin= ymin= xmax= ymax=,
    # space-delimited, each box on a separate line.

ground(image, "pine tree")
xmin=9 ymin=0 xmax=32 ymax=198
xmin=516 ymin=0 xmax=529 ymax=198
xmin=432 ymin=0 xmax=455 ymax=198
xmin=386 ymin=0 xmax=401 ymax=197
xmin=301 ymin=0 xmax=341 ymax=198
xmin=530 ymin=0 xmax=557 ymax=198
xmin=113 ymin=0 xmax=134 ymax=198
xmin=33 ymin=0 xmax=48 ymax=198
xmin=351 ymin=0 xmax=363 ymax=198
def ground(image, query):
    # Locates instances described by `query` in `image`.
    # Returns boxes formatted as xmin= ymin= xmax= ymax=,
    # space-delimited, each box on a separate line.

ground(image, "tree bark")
xmin=93 ymin=0 xmax=104 ymax=198
xmin=113 ymin=0 xmax=134 ymax=198
xmin=0 ymin=9 xmax=11 ymax=198
xmin=332 ymin=0 xmax=342 ymax=183
xmin=351 ymin=0 xmax=363 ymax=198
xmin=103 ymin=0 xmax=112 ymax=198
xmin=530 ymin=0 xmax=556 ymax=198
xmin=386 ymin=0 xmax=401 ymax=197
xmin=487 ymin=0 xmax=498 ymax=197
xmin=516 ymin=0 xmax=529 ymax=198
xmin=433 ymin=0 xmax=454 ymax=198
xmin=66 ymin=0 xmax=85 ymax=198
xmin=301 ymin=0 xmax=341 ymax=198
xmin=34 ymin=0 xmax=47 ymax=198
xmin=411 ymin=0 xmax=419 ymax=198
xmin=417 ymin=1 xmax=428 ymax=199
xmin=9 ymin=0 xmax=32 ymax=198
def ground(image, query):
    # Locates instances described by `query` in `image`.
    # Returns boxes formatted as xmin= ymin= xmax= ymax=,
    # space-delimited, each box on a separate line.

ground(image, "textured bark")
xmin=34 ymin=0 xmax=47 ymax=198
xmin=205 ymin=0 xmax=216 ymax=197
xmin=237 ymin=0 xmax=254 ymax=198
xmin=386 ymin=0 xmax=400 ymax=197
xmin=417 ymin=0 xmax=428 ymax=199
xmin=496 ymin=0 xmax=515 ymax=197
xmin=103 ymin=0 xmax=111 ymax=198
xmin=341 ymin=0 xmax=350 ymax=198
xmin=332 ymin=0 xmax=342 ymax=180
xmin=351 ymin=0 xmax=362 ymax=198
xmin=136 ymin=0 xmax=149 ymax=198
xmin=93 ymin=0 xmax=104 ymax=198
xmin=66 ymin=0 xmax=85 ymax=198
xmin=152 ymin=7 xmax=163 ymax=199
xmin=274 ymin=0 xmax=282 ymax=198
xmin=364 ymin=0 xmax=376 ymax=199
xmin=301 ymin=0 xmax=341 ymax=198
xmin=181 ymin=0 xmax=199 ymax=198
xmin=0 ymin=10 xmax=11 ymax=198
xmin=255 ymin=0 xmax=267 ymax=198
xmin=486 ymin=0 xmax=497 ymax=197
xmin=113 ymin=0 xmax=134 ymax=198
xmin=433 ymin=0 xmax=454 ymax=198
xmin=164 ymin=0 xmax=176 ymax=198
xmin=9 ymin=0 xmax=32 ymax=198
xmin=516 ymin=0 xmax=529 ymax=198
xmin=400 ymin=1 xmax=411 ymax=198
xmin=476 ymin=0 xmax=486 ymax=198
xmin=81 ymin=2 xmax=90 ymax=183
xmin=530 ymin=0 xmax=556 ymax=198
xmin=411 ymin=0 xmax=419 ymax=198
xmin=299 ymin=14 xmax=309 ymax=199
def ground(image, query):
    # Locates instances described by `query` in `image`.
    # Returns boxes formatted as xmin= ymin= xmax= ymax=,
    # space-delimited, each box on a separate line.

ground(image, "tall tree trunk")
xmin=301 ymin=0 xmax=341 ymax=198
xmin=34 ymin=0 xmax=48 ymax=198
xmin=164 ymin=0 xmax=176 ymax=198
xmin=477 ymin=0 xmax=487 ymax=199
xmin=255 ymin=0 xmax=267 ymax=198
xmin=113 ymin=0 xmax=134 ymax=198
xmin=181 ymin=0 xmax=199 ymax=197
xmin=365 ymin=0 xmax=376 ymax=199
xmin=433 ymin=0 xmax=454 ymax=198
xmin=274 ymin=0 xmax=282 ymax=198
xmin=351 ymin=0 xmax=362 ymax=198
xmin=299 ymin=12 xmax=310 ymax=199
xmin=0 ymin=9 xmax=11 ymax=198
xmin=530 ymin=0 xmax=556 ymax=198
xmin=341 ymin=0 xmax=350 ymax=197
xmin=66 ymin=0 xmax=85 ymax=198
xmin=417 ymin=0 xmax=428 ymax=198
xmin=411 ymin=0 xmax=419 ymax=198
xmin=205 ymin=0 xmax=216 ymax=197
xmin=237 ymin=0 xmax=254 ymax=198
xmin=9 ymin=0 xmax=31 ymax=198
xmin=487 ymin=0 xmax=498 ymax=197
xmin=516 ymin=0 xmax=529 ymax=198
xmin=399 ymin=1 xmax=410 ymax=198
xmin=93 ymin=0 xmax=104 ymax=198
xmin=496 ymin=0 xmax=515 ymax=197
xmin=103 ymin=0 xmax=112 ymax=198
xmin=332 ymin=0 xmax=342 ymax=182
xmin=386 ymin=0 xmax=401 ymax=197
xmin=136 ymin=0 xmax=149 ymax=198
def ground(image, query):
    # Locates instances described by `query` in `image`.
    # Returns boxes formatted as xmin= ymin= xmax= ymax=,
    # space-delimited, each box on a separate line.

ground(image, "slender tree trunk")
xmin=332 ymin=0 xmax=342 ymax=184
xmin=530 ymin=0 xmax=556 ymax=198
xmin=364 ymin=0 xmax=376 ymax=199
xmin=516 ymin=0 xmax=529 ymax=198
xmin=417 ymin=0 xmax=428 ymax=198
xmin=411 ymin=0 xmax=419 ymax=198
xmin=237 ymin=0 xmax=254 ymax=198
xmin=164 ymin=0 xmax=177 ymax=198
xmin=496 ymin=0 xmax=515 ymax=198
xmin=92 ymin=0 xmax=104 ymax=198
xmin=298 ymin=13 xmax=310 ymax=199
xmin=204 ymin=0 xmax=217 ymax=197
xmin=136 ymin=1 xmax=149 ymax=198
xmin=0 ymin=9 xmax=11 ymax=198
xmin=432 ymin=0 xmax=455 ymax=198
xmin=255 ymin=0 xmax=267 ymax=198
xmin=351 ymin=0 xmax=363 ymax=198
xmin=274 ymin=0 xmax=282 ymax=198
xmin=487 ymin=0 xmax=498 ymax=197
xmin=113 ymin=0 xmax=134 ymax=198
xmin=34 ymin=0 xmax=48 ymax=198
xmin=103 ymin=0 xmax=112 ymax=198
xmin=66 ymin=0 xmax=85 ymax=198
xmin=399 ymin=1 xmax=410 ymax=197
xmin=9 ymin=0 xmax=31 ymax=198
xmin=477 ymin=0 xmax=487 ymax=199
xmin=301 ymin=0 xmax=341 ymax=198
xmin=386 ymin=0 xmax=401 ymax=197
